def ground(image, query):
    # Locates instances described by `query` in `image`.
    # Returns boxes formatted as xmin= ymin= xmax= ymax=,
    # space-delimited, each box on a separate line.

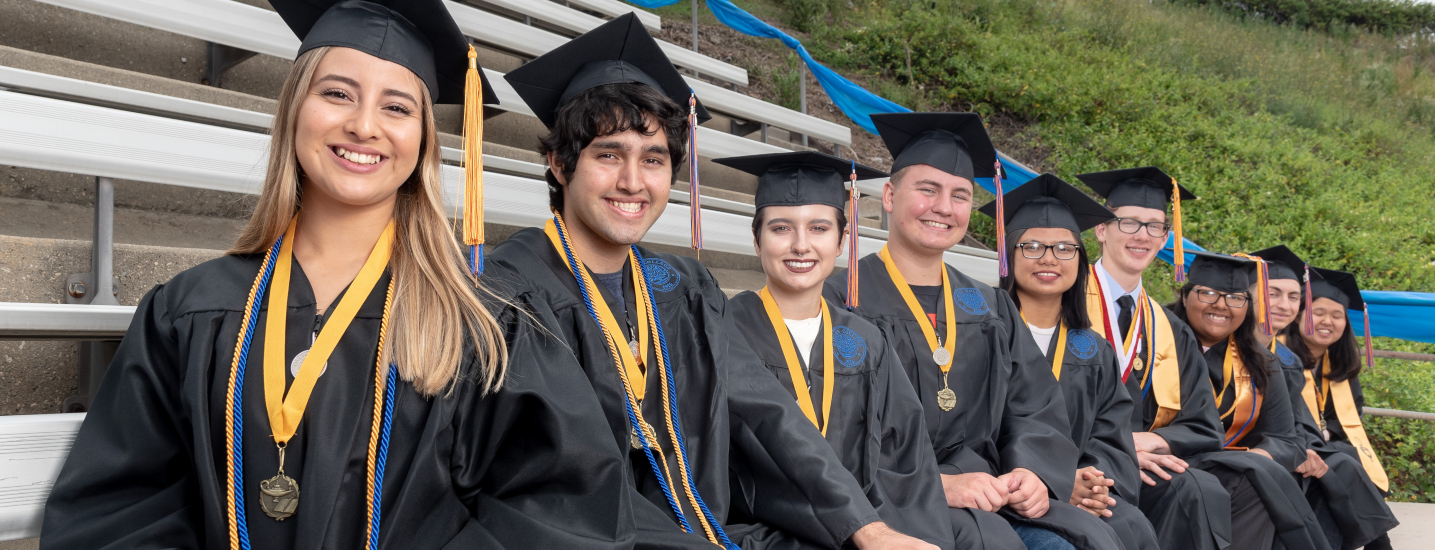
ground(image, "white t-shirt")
xmin=1027 ymin=323 xmax=1057 ymax=356
xmin=784 ymin=315 xmax=823 ymax=367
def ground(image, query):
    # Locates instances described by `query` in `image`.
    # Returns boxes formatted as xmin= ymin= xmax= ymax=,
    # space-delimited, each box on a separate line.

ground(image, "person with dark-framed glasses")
xmin=980 ymin=174 xmax=1160 ymax=550
xmin=1168 ymin=251 xmax=1330 ymax=550
xmin=1108 ymin=217 xmax=1173 ymax=239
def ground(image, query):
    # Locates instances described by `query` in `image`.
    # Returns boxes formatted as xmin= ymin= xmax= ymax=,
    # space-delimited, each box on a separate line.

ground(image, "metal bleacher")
xmin=0 ymin=0 xmax=993 ymax=543
xmin=29 ymin=0 xmax=850 ymax=149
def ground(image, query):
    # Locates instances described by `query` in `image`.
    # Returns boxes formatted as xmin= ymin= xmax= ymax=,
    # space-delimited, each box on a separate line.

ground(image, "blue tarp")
xmin=625 ymin=0 xmax=905 ymax=134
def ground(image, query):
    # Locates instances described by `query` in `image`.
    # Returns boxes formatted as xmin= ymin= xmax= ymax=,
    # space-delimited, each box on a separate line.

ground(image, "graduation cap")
xmin=272 ymin=0 xmax=496 ymax=275
xmin=871 ymin=113 xmax=997 ymax=181
xmin=1253 ymin=244 xmax=1318 ymax=335
xmin=1078 ymin=166 xmax=1197 ymax=283
xmin=504 ymin=12 xmax=711 ymax=252
xmin=1185 ymin=250 xmax=1254 ymax=294
xmin=1310 ymin=267 xmax=1375 ymax=369
xmin=716 ymin=152 xmax=883 ymax=309
xmin=977 ymin=173 xmax=1115 ymax=240
xmin=503 ymin=13 xmax=709 ymax=129
xmin=715 ymin=151 xmax=887 ymax=212
xmin=271 ymin=0 xmax=496 ymax=105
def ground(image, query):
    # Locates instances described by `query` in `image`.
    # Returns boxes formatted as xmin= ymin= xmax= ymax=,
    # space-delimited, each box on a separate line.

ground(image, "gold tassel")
xmin=463 ymin=45 xmax=485 ymax=276
xmin=1171 ymin=177 xmax=1185 ymax=283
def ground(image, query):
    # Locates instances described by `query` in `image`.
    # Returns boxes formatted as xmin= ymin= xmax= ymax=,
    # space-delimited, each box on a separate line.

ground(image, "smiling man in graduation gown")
xmin=825 ymin=113 xmax=1124 ymax=550
xmin=979 ymin=174 xmax=1160 ymax=550
xmin=720 ymin=151 xmax=956 ymax=549
xmin=487 ymin=14 xmax=934 ymax=550
xmin=1075 ymin=167 xmax=1233 ymax=550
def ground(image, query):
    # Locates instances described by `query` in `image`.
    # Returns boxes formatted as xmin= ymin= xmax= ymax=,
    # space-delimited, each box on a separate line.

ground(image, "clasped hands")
xmin=941 ymin=468 xmax=1050 ymax=518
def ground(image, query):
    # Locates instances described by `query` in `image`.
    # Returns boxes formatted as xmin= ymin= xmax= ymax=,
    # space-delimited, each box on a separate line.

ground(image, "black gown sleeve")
xmin=1152 ymin=317 xmax=1224 ymax=458
xmin=869 ymin=332 xmax=953 ymax=544
xmin=1279 ymin=351 xmax=1325 ymax=452
xmin=992 ymin=289 xmax=1079 ymax=501
xmin=1350 ymin=375 xmax=1365 ymax=416
xmin=40 ymin=285 xmax=204 ymax=550
xmin=719 ymin=293 xmax=882 ymax=548
xmin=1083 ymin=349 xmax=1141 ymax=504
xmin=1248 ymin=355 xmax=1306 ymax=472
xmin=451 ymin=294 xmax=636 ymax=549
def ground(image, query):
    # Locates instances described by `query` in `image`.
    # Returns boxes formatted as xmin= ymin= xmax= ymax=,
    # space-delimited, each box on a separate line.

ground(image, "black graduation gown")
xmin=825 ymin=255 xmax=1122 ymax=550
xmin=1275 ymin=344 xmax=1398 ymax=550
xmin=485 ymin=227 xmax=880 ymax=550
xmin=40 ymin=254 xmax=635 ymax=549
xmin=1045 ymin=326 xmax=1159 ymax=550
xmin=727 ymin=292 xmax=955 ymax=549
xmin=1118 ymin=306 xmax=1232 ymax=550
xmin=1185 ymin=340 xmax=1331 ymax=550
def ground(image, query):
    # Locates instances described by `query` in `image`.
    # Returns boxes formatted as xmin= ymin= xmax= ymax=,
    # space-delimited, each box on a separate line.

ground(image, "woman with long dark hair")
xmin=39 ymin=1 xmax=631 ymax=548
xmin=1170 ymin=251 xmax=1329 ymax=550
xmin=1280 ymin=267 xmax=1396 ymax=550
xmin=985 ymin=174 xmax=1160 ymax=550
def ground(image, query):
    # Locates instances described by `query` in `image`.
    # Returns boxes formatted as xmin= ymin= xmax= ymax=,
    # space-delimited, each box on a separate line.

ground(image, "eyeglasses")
xmin=1016 ymin=242 xmax=1081 ymax=260
xmin=1109 ymin=218 xmax=1171 ymax=238
xmin=1193 ymin=289 xmax=1250 ymax=308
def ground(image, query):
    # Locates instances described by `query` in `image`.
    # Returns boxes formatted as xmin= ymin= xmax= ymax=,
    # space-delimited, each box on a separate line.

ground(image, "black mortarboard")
xmin=503 ymin=13 xmax=709 ymax=128
xmin=1185 ymin=250 xmax=1254 ymax=293
xmin=977 ymin=173 xmax=1115 ymax=240
xmin=1076 ymin=166 xmax=1197 ymax=210
xmin=871 ymin=113 xmax=997 ymax=180
xmin=715 ymin=151 xmax=887 ymax=212
xmin=271 ymin=0 xmax=496 ymax=105
xmin=1251 ymin=245 xmax=1308 ymax=282
xmin=1310 ymin=268 xmax=1365 ymax=312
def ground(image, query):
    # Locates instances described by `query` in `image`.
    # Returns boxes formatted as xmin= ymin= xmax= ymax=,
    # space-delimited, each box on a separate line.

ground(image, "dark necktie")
xmin=1117 ymin=295 xmax=1135 ymax=340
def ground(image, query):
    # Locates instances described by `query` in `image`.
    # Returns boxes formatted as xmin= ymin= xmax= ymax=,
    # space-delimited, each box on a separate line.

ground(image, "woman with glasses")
xmin=1170 ymin=252 xmax=1330 ymax=550
xmin=980 ymin=174 xmax=1161 ymax=550
xmin=1279 ymin=267 xmax=1397 ymax=550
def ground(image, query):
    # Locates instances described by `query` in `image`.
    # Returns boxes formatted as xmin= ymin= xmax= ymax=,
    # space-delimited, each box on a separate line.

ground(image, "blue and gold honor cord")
xmin=224 ymin=223 xmax=399 ymax=550
xmin=546 ymin=213 xmax=735 ymax=548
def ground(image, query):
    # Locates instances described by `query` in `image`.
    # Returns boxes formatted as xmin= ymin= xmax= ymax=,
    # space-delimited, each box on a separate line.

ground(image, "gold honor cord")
xmin=544 ymin=217 xmax=720 ymax=543
xmin=878 ymin=245 xmax=959 ymax=411
xmin=1019 ymin=311 xmax=1067 ymax=381
xmin=758 ymin=288 xmax=835 ymax=437
xmin=542 ymin=222 xmax=656 ymax=439
xmin=261 ymin=217 xmax=394 ymax=519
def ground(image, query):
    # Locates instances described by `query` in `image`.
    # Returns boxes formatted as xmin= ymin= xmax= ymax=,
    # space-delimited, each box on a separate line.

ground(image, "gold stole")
xmin=1299 ymin=355 xmax=1390 ymax=491
xmin=1215 ymin=338 xmax=1261 ymax=449
xmin=1085 ymin=276 xmax=1181 ymax=429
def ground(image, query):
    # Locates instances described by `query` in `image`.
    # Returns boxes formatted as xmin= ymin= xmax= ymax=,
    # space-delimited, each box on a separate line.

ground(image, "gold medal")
xmin=932 ymin=348 xmax=951 ymax=366
xmin=260 ymin=444 xmax=299 ymax=520
xmin=1132 ymin=356 xmax=1144 ymax=372
xmin=937 ymin=387 xmax=957 ymax=411
xmin=937 ymin=373 xmax=957 ymax=411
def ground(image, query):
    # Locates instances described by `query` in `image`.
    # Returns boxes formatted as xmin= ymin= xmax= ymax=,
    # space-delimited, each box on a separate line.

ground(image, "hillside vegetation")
xmin=702 ymin=0 xmax=1435 ymax=500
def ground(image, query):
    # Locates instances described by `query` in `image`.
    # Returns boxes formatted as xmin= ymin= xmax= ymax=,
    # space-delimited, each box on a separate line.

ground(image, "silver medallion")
xmin=289 ymin=349 xmax=328 ymax=378
xmin=631 ymin=419 xmax=656 ymax=450
xmin=629 ymin=339 xmax=641 ymax=360
xmin=932 ymin=348 xmax=951 ymax=366
xmin=1322 ymin=429 xmax=1331 ymax=442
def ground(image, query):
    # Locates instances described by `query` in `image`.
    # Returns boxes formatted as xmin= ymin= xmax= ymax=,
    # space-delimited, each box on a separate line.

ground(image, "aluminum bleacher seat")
xmin=29 ymin=0 xmax=850 ymax=148
xmin=0 ymin=413 xmax=85 ymax=541
xmin=557 ymin=0 xmax=663 ymax=31
xmin=477 ymin=0 xmax=657 ymax=35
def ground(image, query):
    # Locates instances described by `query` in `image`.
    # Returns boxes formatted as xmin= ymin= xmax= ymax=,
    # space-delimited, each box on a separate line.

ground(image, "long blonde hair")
xmin=231 ymin=47 xmax=507 ymax=396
